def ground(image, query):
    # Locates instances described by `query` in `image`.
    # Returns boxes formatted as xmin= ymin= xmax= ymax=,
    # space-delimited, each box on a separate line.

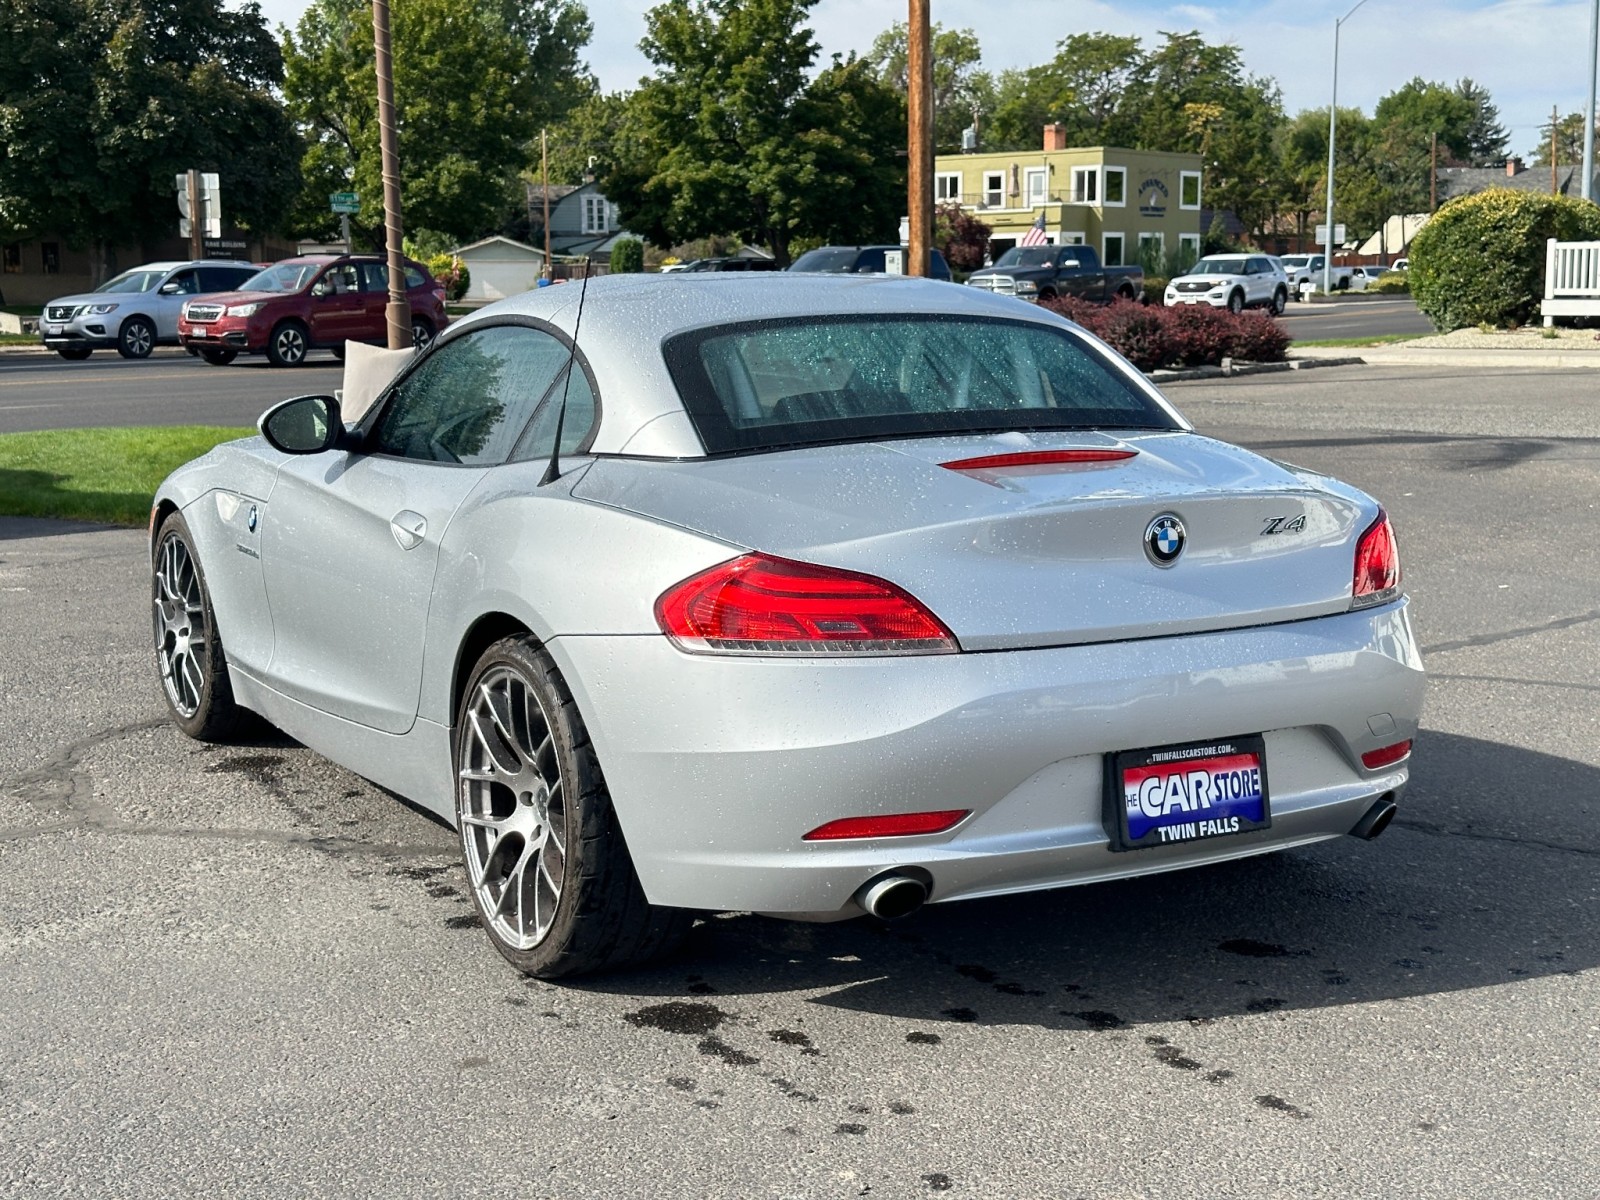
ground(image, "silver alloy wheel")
xmin=153 ymin=533 xmax=208 ymax=718
xmin=275 ymin=326 xmax=307 ymax=364
xmin=459 ymin=665 xmax=568 ymax=950
xmin=121 ymin=319 xmax=153 ymax=358
xmin=411 ymin=320 xmax=433 ymax=352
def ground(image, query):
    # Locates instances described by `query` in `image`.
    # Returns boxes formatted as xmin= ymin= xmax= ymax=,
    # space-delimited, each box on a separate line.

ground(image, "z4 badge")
xmin=1260 ymin=515 xmax=1306 ymax=536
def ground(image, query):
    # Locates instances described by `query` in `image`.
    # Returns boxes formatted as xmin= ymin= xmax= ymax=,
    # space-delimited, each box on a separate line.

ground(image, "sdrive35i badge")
xmin=1145 ymin=514 xmax=1185 ymax=567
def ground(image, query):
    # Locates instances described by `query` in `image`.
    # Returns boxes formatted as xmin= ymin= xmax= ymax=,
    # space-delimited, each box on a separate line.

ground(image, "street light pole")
xmin=1324 ymin=0 xmax=1372 ymax=294
xmin=1584 ymin=0 xmax=1598 ymax=202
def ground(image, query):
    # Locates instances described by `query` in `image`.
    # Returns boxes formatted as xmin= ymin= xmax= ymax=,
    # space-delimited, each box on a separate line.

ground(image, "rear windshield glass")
xmin=789 ymin=248 xmax=861 ymax=272
xmin=241 ymin=262 xmax=321 ymax=293
xmin=663 ymin=315 xmax=1177 ymax=455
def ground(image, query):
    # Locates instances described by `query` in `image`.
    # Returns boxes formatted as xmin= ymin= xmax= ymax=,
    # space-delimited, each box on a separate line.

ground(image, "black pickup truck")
xmin=965 ymin=244 xmax=1143 ymax=304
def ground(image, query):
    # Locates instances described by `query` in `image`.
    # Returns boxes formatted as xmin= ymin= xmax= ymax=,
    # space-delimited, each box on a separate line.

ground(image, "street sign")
xmin=1314 ymin=223 xmax=1347 ymax=246
xmin=330 ymin=191 xmax=360 ymax=214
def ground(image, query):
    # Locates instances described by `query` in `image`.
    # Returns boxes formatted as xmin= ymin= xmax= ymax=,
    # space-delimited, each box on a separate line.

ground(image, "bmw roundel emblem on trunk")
xmin=1145 ymin=514 xmax=1185 ymax=566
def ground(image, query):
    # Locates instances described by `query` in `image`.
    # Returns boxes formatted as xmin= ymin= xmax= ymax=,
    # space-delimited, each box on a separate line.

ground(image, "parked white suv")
xmin=39 ymin=260 xmax=258 ymax=361
xmin=1164 ymin=254 xmax=1289 ymax=315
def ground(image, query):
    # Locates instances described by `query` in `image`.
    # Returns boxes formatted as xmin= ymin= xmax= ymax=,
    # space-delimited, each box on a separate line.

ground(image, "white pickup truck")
xmin=1278 ymin=253 xmax=1353 ymax=297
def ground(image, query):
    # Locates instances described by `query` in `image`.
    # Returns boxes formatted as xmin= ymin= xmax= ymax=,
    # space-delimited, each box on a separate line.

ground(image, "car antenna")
xmin=540 ymin=257 xmax=591 ymax=487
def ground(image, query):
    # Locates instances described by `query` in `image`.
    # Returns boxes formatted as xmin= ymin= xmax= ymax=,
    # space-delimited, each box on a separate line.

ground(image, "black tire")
xmin=1227 ymin=289 xmax=1244 ymax=314
xmin=1270 ymin=287 xmax=1287 ymax=316
xmin=117 ymin=315 xmax=155 ymax=359
xmin=1117 ymin=285 xmax=1135 ymax=303
xmin=152 ymin=513 xmax=245 ymax=742
xmin=410 ymin=317 xmax=435 ymax=353
xmin=454 ymin=634 xmax=692 ymax=978
xmin=265 ymin=320 xmax=309 ymax=367
xmin=55 ymin=346 xmax=92 ymax=361
xmin=200 ymin=347 xmax=237 ymax=366
xmin=1037 ymin=288 xmax=1057 ymax=302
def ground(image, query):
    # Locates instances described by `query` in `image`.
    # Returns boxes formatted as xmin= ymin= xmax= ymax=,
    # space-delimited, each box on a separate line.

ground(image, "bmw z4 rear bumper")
xmin=548 ymin=601 xmax=1424 ymax=918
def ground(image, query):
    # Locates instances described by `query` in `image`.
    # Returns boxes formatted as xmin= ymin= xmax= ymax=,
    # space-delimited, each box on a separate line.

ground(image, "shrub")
xmin=609 ymin=237 xmax=645 ymax=274
xmin=1367 ymin=273 xmax=1410 ymax=294
xmin=1409 ymin=188 xmax=1600 ymax=330
xmin=1142 ymin=275 xmax=1168 ymax=304
xmin=935 ymin=202 xmax=992 ymax=272
xmin=424 ymin=253 xmax=470 ymax=301
xmin=1038 ymin=297 xmax=1292 ymax=370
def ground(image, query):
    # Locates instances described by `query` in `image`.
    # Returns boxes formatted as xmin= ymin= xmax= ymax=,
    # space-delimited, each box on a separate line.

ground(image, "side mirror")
xmin=159 ymin=282 xmax=181 ymax=295
xmin=1059 ymin=259 xmax=1080 ymax=270
xmin=259 ymin=395 xmax=345 ymax=455
xmin=311 ymin=280 xmax=333 ymax=297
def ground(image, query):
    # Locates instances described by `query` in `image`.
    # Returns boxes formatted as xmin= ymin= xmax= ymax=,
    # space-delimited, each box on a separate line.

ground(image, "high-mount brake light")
xmin=1351 ymin=509 xmax=1401 ymax=609
xmin=940 ymin=449 xmax=1138 ymax=472
xmin=1361 ymin=740 xmax=1412 ymax=770
xmin=655 ymin=554 xmax=959 ymax=656
xmin=802 ymin=810 xmax=970 ymax=841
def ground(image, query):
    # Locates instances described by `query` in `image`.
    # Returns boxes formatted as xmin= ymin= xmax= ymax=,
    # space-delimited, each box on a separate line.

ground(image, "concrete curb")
xmin=1293 ymin=343 xmax=1600 ymax=369
xmin=1148 ymin=356 xmax=1365 ymax=384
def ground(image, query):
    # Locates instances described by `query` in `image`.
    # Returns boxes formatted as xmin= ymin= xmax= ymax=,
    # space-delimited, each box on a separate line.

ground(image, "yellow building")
xmin=933 ymin=126 xmax=1206 ymax=268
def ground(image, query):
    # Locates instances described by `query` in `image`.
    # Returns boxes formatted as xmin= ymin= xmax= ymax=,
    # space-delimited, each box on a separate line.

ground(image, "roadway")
xmin=2 ymin=362 xmax=1596 ymax=1196
xmin=1276 ymin=295 xmax=1435 ymax=341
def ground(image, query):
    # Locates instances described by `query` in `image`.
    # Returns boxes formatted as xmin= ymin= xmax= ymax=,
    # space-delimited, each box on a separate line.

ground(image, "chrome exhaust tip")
xmin=855 ymin=872 xmax=931 ymax=920
xmin=1350 ymin=793 xmax=1398 ymax=841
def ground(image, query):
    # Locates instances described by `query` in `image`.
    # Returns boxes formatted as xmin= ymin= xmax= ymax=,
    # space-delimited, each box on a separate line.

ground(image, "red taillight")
xmin=1361 ymin=739 xmax=1412 ymax=769
xmin=940 ymin=449 xmax=1138 ymax=472
xmin=1352 ymin=509 xmax=1401 ymax=608
xmin=803 ymin=810 xmax=969 ymax=841
xmin=655 ymin=554 xmax=958 ymax=655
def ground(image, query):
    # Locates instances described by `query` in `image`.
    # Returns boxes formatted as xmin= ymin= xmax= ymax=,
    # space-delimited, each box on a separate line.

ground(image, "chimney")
xmin=1043 ymin=123 xmax=1067 ymax=152
xmin=1506 ymin=157 xmax=1523 ymax=177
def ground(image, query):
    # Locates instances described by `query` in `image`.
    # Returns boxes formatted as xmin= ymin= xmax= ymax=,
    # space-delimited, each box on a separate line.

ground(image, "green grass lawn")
xmin=0 ymin=334 xmax=36 ymax=346
xmin=0 ymin=426 xmax=253 ymax=526
xmin=1293 ymin=333 xmax=1430 ymax=348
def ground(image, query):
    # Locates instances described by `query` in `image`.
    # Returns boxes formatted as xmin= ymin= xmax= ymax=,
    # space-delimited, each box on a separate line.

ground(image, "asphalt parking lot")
xmin=2 ymin=363 xmax=1597 ymax=1197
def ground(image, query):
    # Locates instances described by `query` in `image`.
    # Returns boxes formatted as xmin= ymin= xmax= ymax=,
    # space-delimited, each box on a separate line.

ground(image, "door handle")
xmin=390 ymin=510 xmax=426 ymax=550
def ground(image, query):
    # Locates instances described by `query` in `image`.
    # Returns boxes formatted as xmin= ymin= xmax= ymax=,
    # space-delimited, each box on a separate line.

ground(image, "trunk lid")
xmin=572 ymin=430 xmax=1375 ymax=650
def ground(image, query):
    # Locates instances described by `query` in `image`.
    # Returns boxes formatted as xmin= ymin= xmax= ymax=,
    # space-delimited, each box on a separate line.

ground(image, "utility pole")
xmin=372 ymin=0 xmax=411 ymax=350
xmin=1430 ymin=133 xmax=1438 ymax=212
xmin=906 ymin=0 xmax=933 ymax=277
xmin=1554 ymin=105 xmax=1561 ymax=195
xmin=541 ymin=129 xmax=552 ymax=280
xmin=1585 ymin=0 xmax=1598 ymax=201
xmin=186 ymin=170 xmax=203 ymax=262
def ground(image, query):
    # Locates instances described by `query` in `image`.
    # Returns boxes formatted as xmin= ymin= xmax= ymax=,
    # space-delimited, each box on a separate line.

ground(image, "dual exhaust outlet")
xmin=852 ymin=793 xmax=1399 ymax=920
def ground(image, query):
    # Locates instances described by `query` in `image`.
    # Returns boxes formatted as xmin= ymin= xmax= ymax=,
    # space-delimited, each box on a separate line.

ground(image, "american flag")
xmin=1019 ymin=214 xmax=1048 ymax=247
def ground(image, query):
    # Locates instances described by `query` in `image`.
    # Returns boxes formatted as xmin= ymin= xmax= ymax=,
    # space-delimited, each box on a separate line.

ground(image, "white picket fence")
xmin=1543 ymin=238 xmax=1600 ymax=325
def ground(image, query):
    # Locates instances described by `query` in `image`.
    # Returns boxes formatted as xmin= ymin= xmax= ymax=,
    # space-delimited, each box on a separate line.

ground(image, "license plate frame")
xmin=1103 ymin=734 xmax=1271 ymax=852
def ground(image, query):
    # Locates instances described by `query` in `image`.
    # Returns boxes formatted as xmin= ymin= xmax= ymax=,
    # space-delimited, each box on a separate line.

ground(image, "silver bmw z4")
xmin=150 ymin=274 xmax=1424 ymax=978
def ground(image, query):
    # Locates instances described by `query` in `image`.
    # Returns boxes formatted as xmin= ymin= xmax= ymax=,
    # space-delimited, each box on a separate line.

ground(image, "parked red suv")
xmin=178 ymin=255 xmax=448 ymax=366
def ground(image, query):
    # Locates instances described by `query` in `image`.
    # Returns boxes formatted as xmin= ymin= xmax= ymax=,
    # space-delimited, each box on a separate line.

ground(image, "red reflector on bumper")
xmin=1361 ymin=740 xmax=1412 ymax=769
xmin=941 ymin=449 xmax=1137 ymax=471
xmin=802 ymin=810 xmax=969 ymax=841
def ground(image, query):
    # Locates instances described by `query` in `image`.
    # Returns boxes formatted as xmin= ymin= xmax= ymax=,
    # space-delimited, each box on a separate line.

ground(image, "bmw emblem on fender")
xmin=1145 ymin=513 xmax=1185 ymax=566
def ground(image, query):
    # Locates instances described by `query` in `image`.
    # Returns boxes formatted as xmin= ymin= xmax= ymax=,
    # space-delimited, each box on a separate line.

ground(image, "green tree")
xmin=1455 ymin=78 xmax=1509 ymax=165
xmin=541 ymin=89 xmax=630 ymax=185
xmin=1531 ymin=111 xmax=1588 ymax=168
xmin=986 ymin=33 xmax=1143 ymax=151
xmin=865 ymin=21 xmax=984 ymax=152
xmin=602 ymin=0 xmax=904 ymax=264
xmin=0 ymin=0 xmax=300 ymax=266
xmin=282 ymin=0 xmax=592 ymax=245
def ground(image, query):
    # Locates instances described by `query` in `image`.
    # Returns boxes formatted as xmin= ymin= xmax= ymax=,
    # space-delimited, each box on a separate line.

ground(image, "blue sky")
xmin=254 ymin=0 xmax=1597 ymax=158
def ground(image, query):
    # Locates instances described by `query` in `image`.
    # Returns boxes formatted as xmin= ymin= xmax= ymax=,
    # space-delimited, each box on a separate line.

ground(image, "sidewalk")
xmin=1294 ymin=325 xmax=1600 ymax=369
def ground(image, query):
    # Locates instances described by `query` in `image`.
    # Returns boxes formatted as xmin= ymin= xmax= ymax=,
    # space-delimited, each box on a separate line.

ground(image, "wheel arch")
xmin=149 ymin=497 xmax=181 ymax=560
xmin=449 ymin=611 xmax=538 ymax=729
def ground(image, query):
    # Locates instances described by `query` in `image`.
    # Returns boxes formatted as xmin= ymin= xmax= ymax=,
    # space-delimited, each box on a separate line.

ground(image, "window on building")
xmin=1061 ymin=232 xmax=1086 ymax=246
xmin=1024 ymin=167 xmax=1048 ymax=207
xmin=1177 ymin=232 xmax=1202 ymax=271
xmin=1136 ymin=232 xmax=1164 ymax=272
xmin=1103 ymin=168 xmax=1127 ymax=207
xmin=582 ymin=195 xmax=617 ymax=235
xmin=2 ymin=244 xmax=20 ymax=274
xmin=1180 ymin=171 xmax=1202 ymax=210
xmin=1070 ymin=167 xmax=1099 ymax=205
xmin=982 ymin=172 xmax=1004 ymax=207
xmin=1103 ymin=233 xmax=1125 ymax=268
xmin=935 ymin=172 xmax=962 ymax=202
xmin=41 ymin=243 xmax=60 ymax=275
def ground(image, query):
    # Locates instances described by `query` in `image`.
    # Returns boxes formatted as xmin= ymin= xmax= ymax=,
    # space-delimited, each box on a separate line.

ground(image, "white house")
xmin=450 ymin=235 xmax=547 ymax=303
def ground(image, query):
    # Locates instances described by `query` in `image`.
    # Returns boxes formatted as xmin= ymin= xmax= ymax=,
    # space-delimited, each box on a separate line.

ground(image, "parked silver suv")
xmin=39 ymin=260 xmax=258 ymax=360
